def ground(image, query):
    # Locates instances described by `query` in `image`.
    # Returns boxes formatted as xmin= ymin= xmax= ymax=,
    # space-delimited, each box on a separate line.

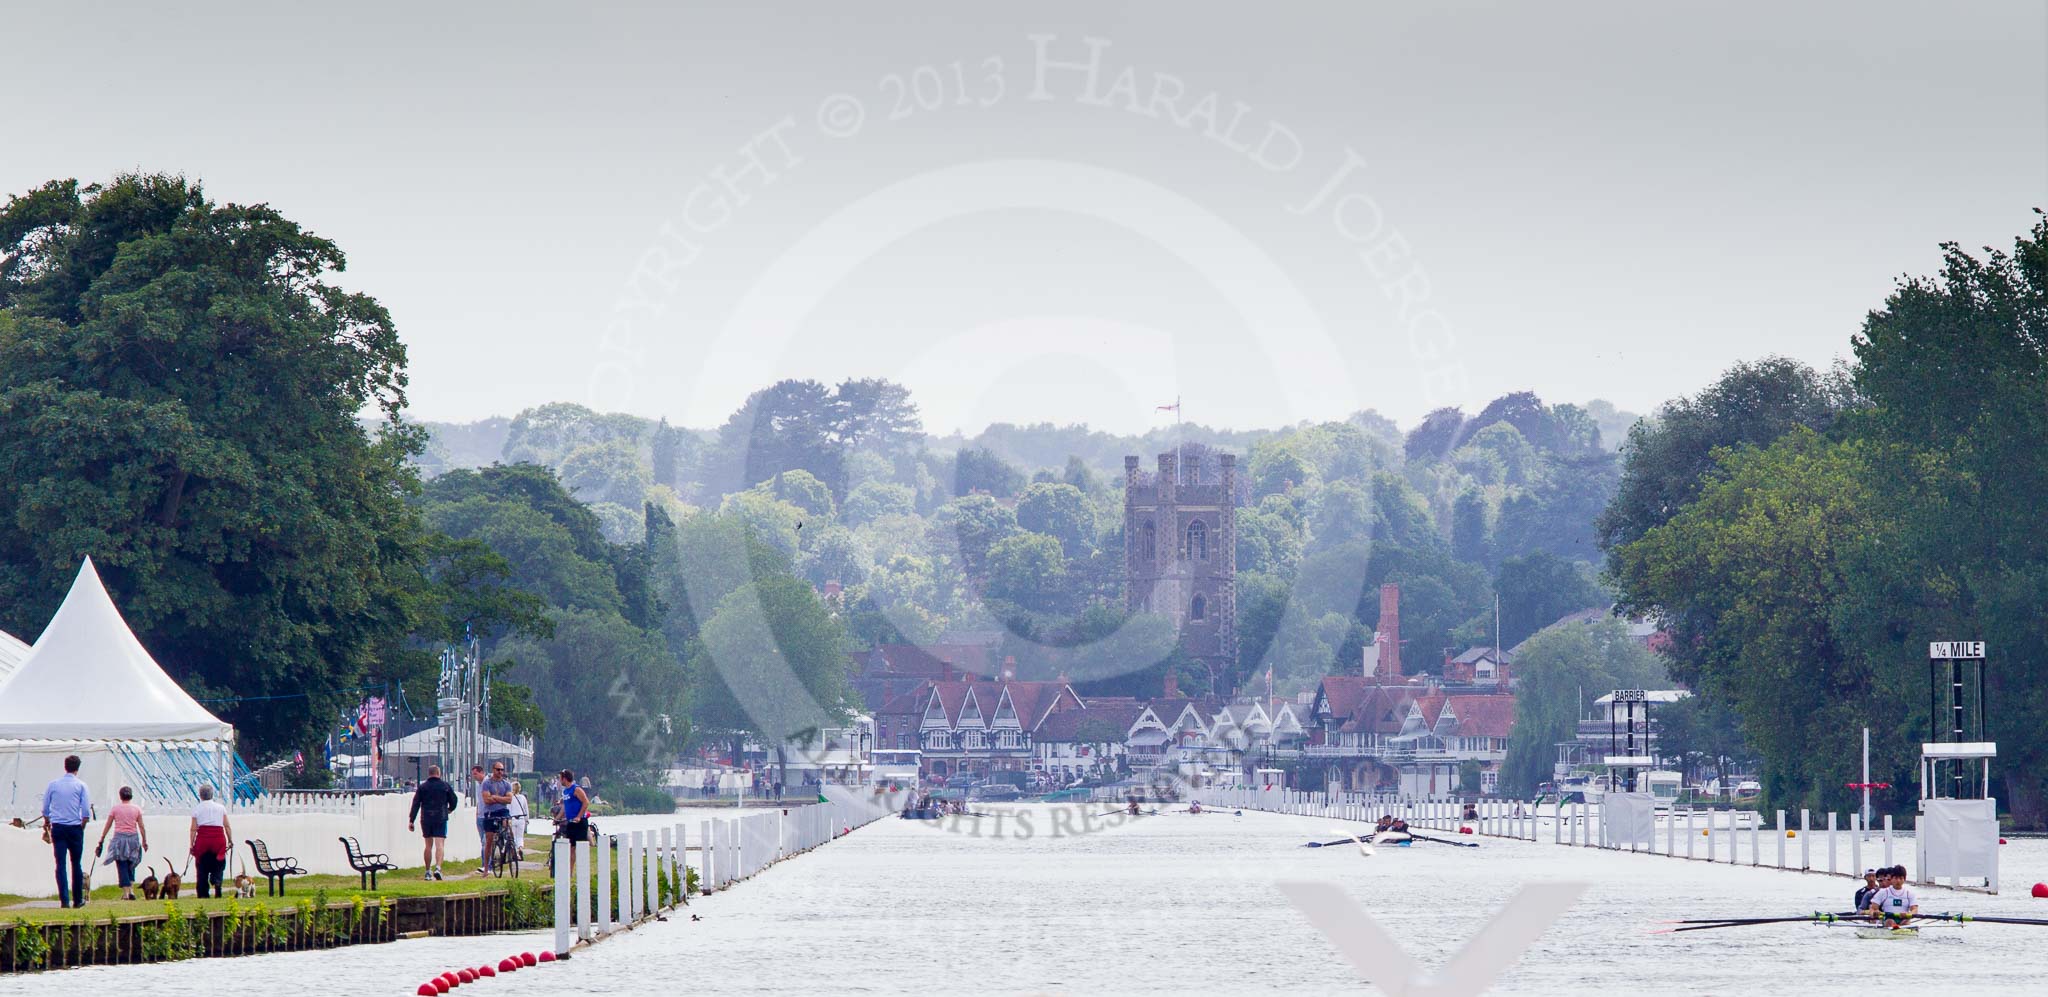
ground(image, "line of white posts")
xmin=550 ymin=798 xmax=881 ymax=957
xmin=1204 ymin=786 xmax=1897 ymax=882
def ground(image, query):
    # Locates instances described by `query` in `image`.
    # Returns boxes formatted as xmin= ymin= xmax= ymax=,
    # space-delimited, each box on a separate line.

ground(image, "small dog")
xmin=159 ymin=859 xmax=184 ymax=900
xmin=233 ymin=872 xmax=256 ymax=898
xmin=139 ymin=869 xmax=161 ymax=900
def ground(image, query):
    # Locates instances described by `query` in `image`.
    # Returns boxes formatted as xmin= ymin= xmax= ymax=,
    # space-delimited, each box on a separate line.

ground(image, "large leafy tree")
xmin=1597 ymin=357 xmax=1844 ymax=551
xmin=0 ymin=175 xmax=428 ymax=754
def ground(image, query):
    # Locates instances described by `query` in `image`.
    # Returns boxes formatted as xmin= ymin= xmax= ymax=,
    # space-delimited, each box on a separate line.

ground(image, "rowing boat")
xmin=1853 ymin=926 xmax=1919 ymax=940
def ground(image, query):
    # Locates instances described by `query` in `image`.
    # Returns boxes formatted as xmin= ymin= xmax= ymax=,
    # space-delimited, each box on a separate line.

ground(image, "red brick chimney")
xmin=1375 ymin=583 xmax=1403 ymax=680
xmin=1164 ymin=671 xmax=1179 ymax=698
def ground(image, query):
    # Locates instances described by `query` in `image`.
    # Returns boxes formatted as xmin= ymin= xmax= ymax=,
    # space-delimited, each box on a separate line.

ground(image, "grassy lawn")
xmin=1 ymin=839 xmax=550 ymax=925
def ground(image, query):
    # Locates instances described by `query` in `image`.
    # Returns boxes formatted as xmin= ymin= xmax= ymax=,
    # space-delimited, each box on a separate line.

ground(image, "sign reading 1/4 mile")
xmin=1929 ymin=641 xmax=1986 ymax=659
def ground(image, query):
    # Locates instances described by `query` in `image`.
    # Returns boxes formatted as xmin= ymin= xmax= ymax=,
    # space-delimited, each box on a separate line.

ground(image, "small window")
xmin=1142 ymin=520 xmax=1157 ymax=560
xmin=1191 ymin=594 xmax=1207 ymax=621
xmin=1187 ymin=519 xmax=1208 ymax=560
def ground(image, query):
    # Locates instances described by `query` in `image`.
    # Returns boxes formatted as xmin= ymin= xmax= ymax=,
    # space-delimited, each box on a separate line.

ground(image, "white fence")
xmin=1202 ymin=786 xmax=1964 ymax=888
xmin=550 ymin=792 xmax=889 ymax=956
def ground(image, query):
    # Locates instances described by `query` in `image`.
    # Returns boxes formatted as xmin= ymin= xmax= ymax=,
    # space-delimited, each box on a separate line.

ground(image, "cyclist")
xmin=480 ymin=762 xmax=513 ymax=874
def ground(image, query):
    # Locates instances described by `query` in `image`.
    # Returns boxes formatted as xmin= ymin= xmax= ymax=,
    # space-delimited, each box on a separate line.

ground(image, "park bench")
xmin=339 ymin=835 xmax=399 ymax=889
xmin=245 ymin=838 xmax=308 ymax=896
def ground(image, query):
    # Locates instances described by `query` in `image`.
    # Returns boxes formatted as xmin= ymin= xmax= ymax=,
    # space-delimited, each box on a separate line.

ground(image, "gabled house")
xmin=909 ymin=679 xmax=1082 ymax=780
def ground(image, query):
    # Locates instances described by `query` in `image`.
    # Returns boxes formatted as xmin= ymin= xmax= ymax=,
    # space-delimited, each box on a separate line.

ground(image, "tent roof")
xmin=382 ymin=727 xmax=532 ymax=762
xmin=0 ymin=629 xmax=28 ymax=685
xmin=0 ymin=559 xmax=231 ymax=741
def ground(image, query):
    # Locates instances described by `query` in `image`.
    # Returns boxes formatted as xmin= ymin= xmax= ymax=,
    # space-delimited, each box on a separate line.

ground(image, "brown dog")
xmin=159 ymin=859 xmax=184 ymax=900
xmin=139 ymin=868 xmax=161 ymax=900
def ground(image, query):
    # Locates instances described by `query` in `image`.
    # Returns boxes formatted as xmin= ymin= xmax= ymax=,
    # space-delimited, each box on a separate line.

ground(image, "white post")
xmin=596 ymin=831 xmax=613 ymax=935
xmin=1776 ymin=810 xmax=1787 ymax=869
xmin=623 ymin=832 xmax=638 ymax=923
xmin=700 ymin=819 xmax=714 ymax=893
xmin=1665 ymin=806 xmax=1676 ymax=855
xmin=576 ymin=839 xmax=593 ymax=941
xmin=1883 ymin=814 xmax=1894 ymax=867
xmin=552 ymin=837 xmax=571 ymax=956
xmin=1851 ymin=812 xmax=1862 ymax=876
xmin=1861 ymin=727 xmax=1872 ymax=831
xmin=1686 ymin=809 xmax=1695 ymax=859
xmin=1553 ymin=799 xmax=1563 ymax=844
xmin=1827 ymin=812 xmax=1838 ymax=875
xmin=1800 ymin=810 xmax=1811 ymax=871
xmin=1749 ymin=809 xmax=1760 ymax=866
xmin=1706 ymin=808 xmax=1716 ymax=861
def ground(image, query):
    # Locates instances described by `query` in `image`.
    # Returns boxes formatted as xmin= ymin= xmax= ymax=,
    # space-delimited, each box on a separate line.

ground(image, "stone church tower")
xmin=1124 ymin=450 xmax=1238 ymax=688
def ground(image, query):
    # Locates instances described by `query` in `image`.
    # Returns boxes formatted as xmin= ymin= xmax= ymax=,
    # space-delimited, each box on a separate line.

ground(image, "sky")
xmin=5 ymin=2 xmax=2044 ymax=436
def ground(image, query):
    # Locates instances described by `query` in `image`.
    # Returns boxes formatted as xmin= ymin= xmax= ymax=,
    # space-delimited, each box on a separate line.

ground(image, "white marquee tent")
xmin=0 ymin=628 xmax=28 ymax=686
xmin=0 ymin=558 xmax=237 ymax=818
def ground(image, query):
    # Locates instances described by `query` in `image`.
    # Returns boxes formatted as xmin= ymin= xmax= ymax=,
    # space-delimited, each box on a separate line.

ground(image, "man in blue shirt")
xmin=41 ymin=754 xmax=92 ymax=907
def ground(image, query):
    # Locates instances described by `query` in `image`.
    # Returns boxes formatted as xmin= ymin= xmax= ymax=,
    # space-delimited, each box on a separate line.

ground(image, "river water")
xmin=13 ymin=803 xmax=2047 ymax=995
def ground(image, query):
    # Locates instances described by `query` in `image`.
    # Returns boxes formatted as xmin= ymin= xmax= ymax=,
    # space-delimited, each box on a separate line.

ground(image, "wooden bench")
xmin=339 ymin=835 xmax=399 ymax=889
xmin=245 ymin=838 xmax=307 ymax=896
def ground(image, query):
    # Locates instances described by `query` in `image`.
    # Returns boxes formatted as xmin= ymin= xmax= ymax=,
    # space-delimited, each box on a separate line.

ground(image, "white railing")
xmin=551 ymin=788 xmax=894 ymax=956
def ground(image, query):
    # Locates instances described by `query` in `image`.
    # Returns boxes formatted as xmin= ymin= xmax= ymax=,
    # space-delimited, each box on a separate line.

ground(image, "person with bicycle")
xmin=479 ymin=761 xmax=514 ymax=875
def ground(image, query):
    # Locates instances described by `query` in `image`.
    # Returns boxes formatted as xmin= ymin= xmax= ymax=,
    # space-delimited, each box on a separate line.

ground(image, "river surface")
xmin=13 ymin=804 xmax=2048 ymax=995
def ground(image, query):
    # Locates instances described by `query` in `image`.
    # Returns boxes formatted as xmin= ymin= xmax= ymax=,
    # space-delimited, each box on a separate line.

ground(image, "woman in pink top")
xmin=95 ymin=786 xmax=148 ymax=900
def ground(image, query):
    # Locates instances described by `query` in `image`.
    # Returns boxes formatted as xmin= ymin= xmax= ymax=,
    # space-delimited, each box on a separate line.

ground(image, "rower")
xmin=1127 ymin=796 xmax=1142 ymax=816
xmin=1854 ymin=869 xmax=1880 ymax=912
xmin=1375 ymin=815 xmax=1395 ymax=832
xmin=1188 ymin=800 xmax=1201 ymax=814
xmin=1388 ymin=816 xmax=1409 ymax=834
xmin=1462 ymin=803 xmax=1479 ymax=822
xmin=1868 ymin=865 xmax=1919 ymax=926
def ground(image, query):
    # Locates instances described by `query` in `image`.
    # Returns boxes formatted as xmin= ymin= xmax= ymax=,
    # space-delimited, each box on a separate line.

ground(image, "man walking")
xmin=408 ymin=765 xmax=460 ymax=880
xmin=41 ymin=754 xmax=91 ymax=908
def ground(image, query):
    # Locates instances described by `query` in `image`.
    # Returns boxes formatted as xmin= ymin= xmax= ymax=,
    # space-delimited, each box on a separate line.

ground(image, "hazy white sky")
xmin=5 ymin=2 xmax=2043 ymax=434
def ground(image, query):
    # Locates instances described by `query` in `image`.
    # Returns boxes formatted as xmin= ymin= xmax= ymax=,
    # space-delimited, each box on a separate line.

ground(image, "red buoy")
xmin=2031 ymin=882 xmax=2048 ymax=898
xmin=478 ymin=965 xmax=495 ymax=978
xmin=521 ymin=952 xmax=538 ymax=967
xmin=538 ymin=950 xmax=557 ymax=962
xmin=457 ymin=969 xmax=476 ymax=983
xmin=430 ymin=979 xmax=449 ymax=994
xmin=499 ymin=957 xmax=518 ymax=973
xmin=440 ymin=972 xmax=459 ymax=988
xmin=1459 ymin=827 xmax=1474 ymax=834
xmin=418 ymin=986 xmax=438 ymax=996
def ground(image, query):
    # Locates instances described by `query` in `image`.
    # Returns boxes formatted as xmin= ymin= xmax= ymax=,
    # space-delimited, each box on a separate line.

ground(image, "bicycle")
xmin=486 ymin=815 xmax=520 ymax=878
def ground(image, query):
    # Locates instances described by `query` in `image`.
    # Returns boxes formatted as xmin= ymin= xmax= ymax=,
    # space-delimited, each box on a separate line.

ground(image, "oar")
xmin=1661 ymin=911 xmax=1862 ymax=925
xmin=1653 ymin=913 xmax=1869 ymax=934
xmin=1405 ymin=832 xmax=1480 ymax=848
xmin=1917 ymin=912 xmax=2048 ymax=927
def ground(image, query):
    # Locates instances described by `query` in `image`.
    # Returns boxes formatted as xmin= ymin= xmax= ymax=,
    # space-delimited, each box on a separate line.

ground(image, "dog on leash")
xmin=233 ymin=871 xmax=256 ymax=898
xmin=159 ymin=859 xmax=185 ymax=900
xmin=139 ymin=868 xmax=161 ymax=900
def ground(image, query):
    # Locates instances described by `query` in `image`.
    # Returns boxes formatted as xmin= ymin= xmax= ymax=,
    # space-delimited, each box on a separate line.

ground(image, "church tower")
xmin=1125 ymin=450 xmax=1238 ymax=689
